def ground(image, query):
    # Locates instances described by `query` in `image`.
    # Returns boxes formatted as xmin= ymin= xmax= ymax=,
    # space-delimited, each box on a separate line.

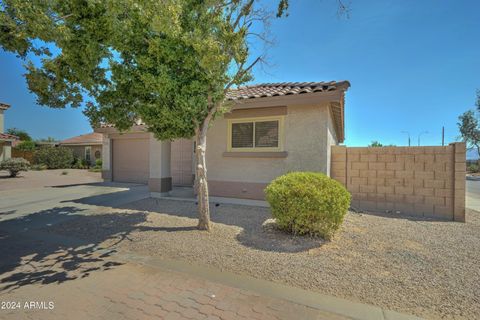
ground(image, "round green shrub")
xmin=0 ymin=157 xmax=30 ymax=177
xmin=264 ymin=172 xmax=351 ymax=240
xmin=33 ymin=146 xmax=74 ymax=169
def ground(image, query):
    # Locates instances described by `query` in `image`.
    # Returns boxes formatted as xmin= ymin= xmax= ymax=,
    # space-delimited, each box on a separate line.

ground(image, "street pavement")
xmin=466 ymin=177 xmax=480 ymax=211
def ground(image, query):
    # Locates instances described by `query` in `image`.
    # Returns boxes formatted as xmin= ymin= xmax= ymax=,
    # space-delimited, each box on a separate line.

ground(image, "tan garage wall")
xmin=331 ymin=143 xmax=466 ymax=221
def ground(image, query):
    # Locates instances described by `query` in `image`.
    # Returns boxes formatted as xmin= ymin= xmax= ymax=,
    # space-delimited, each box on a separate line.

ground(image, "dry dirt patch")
xmin=0 ymin=169 xmax=101 ymax=191
xmin=46 ymin=198 xmax=480 ymax=320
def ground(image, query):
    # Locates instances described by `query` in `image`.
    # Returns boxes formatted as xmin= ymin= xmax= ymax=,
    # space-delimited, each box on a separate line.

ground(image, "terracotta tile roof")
xmin=226 ymin=81 xmax=350 ymax=100
xmin=98 ymin=81 xmax=350 ymax=140
xmin=59 ymin=132 xmax=103 ymax=145
xmin=0 ymin=102 xmax=11 ymax=110
xmin=0 ymin=133 xmax=18 ymax=141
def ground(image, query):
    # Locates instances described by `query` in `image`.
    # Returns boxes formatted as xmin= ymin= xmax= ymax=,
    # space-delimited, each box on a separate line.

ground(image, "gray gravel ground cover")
xmin=46 ymin=198 xmax=480 ymax=320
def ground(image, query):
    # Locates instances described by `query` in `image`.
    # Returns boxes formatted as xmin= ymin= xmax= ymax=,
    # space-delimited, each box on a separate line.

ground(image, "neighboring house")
xmin=59 ymin=132 xmax=103 ymax=165
xmin=96 ymin=81 xmax=349 ymax=200
xmin=36 ymin=141 xmax=59 ymax=147
xmin=0 ymin=103 xmax=17 ymax=161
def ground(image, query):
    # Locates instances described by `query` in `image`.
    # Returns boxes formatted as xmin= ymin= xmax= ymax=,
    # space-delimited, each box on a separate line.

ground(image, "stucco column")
xmin=149 ymin=134 xmax=172 ymax=195
xmin=101 ymin=135 xmax=112 ymax=181
xmin=4 ymin=143 xmax=11 ymax=160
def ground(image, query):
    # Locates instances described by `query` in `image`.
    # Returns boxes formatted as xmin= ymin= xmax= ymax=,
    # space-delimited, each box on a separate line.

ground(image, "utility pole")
xmin=418 ymin=131 xmax=428 ymax=146
xmin=442 ymin=126 xmax=444 ymax=146
xmin=401 ymin=131 xmax=411 ymax=146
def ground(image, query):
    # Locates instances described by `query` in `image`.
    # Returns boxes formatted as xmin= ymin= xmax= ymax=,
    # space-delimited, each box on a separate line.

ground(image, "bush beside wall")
xmin=265 ymin=172 xmax=351 ymax=240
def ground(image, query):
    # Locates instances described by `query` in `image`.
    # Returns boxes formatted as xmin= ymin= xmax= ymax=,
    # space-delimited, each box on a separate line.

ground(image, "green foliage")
xmin=0 ymin=157 xmax=30 ymax=177
xmin=89 ymin=158 xmax=102 ymax=172
xmin=477 ymin=90 xmax=480 ymax=109
xmin=31 ymin=164 xmax=47 ymax=171
xmin=368 ymin=141 xmax=396 ymax=147
xmin=15 ymin=140 xmax=36 ymax=151
xmin=265 ymin=172 xmax=351 ymax=240
xmin=33 ymin=146 xmax=74 ymax=169
xmin=369 ymin=141 xmax=383 ymax=147
xmin=0 ymin=0 xmax=291 ymax=140
xmin=72 ymin=158 xmax=85 ymax=169
xmin=467 ymin=162 xmax=479 ymax=173
xmin=6 ymin=128 xmax=31 ymax=141
xmin=36 ymin=137 xmax=57 ymax=143
xmin=458 ymin=109 xmax=480 ymax=159
xmin=81 ymin=158 xmax=89 ymax=168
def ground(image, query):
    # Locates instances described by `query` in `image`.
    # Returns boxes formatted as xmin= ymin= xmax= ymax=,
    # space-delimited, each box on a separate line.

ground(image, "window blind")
xmin=255 ymin=121 xmax=279 ymax=148
xmin=231 ymin=122 xmax=254 ymax=148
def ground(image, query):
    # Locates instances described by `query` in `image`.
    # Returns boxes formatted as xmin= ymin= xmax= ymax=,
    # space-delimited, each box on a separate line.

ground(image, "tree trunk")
xmin=195 ymin=111 xmax=215 ymax=231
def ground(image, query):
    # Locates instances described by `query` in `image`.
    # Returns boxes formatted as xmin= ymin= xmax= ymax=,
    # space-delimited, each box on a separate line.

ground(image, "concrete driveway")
xmin=0 ymin=182 xmax=150 ymax=224
xmin=466 ymin=176 xmax=480 ymax=211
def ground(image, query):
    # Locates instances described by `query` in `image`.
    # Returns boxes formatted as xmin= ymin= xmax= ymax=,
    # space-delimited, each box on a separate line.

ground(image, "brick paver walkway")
xmin=0 ymin=249 xmax=347 ymax=320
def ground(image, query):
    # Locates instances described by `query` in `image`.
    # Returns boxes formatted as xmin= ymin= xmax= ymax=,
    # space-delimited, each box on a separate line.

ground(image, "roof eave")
xmin=229 ymin=90 xmax=345 ymax=109
xmin=59 ymin=142 xmax=102 ymax=146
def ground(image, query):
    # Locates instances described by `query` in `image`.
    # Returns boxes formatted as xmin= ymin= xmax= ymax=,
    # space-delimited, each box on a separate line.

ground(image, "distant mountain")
xmin=467 ymin=148 xmax=479 ymax=160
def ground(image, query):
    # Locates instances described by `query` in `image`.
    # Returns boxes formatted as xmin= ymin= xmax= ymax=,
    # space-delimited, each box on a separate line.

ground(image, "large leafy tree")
xmin=0 ymin=0 xmax=344 ymax=230
xmin=458 ymin=91 xmax=480 ymax=161
xmin=6 ymin=128 xmax=31 ymax=141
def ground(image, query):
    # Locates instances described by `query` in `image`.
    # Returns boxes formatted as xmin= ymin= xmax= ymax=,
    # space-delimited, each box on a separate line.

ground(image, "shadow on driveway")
xmin=0 ymin=203 xmax=176 ymax=293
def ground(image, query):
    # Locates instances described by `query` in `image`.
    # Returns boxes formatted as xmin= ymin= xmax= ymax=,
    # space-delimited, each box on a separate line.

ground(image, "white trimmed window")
xmin=227 ymin=116 xmax=284 ymax=152
xmin=85 ymin=146 xmax=92 ymax=162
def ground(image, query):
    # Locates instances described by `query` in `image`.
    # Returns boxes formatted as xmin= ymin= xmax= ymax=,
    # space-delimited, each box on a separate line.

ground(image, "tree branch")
xmin=224 ymin=56 xmax=262 ymax=93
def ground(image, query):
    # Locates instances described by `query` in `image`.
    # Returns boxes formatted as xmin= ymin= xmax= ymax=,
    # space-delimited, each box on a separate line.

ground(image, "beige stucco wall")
xmin=102 ymin=136 xmax=111 ymax=172
xmin=0 ymin=142 xmax=11 ymax=161
xmin=97 ymin=102 xmax=340 ymax=199
xmin=63 ymin=144 xmax=102 ymax=164
xmin=326 ymin=106 xmax=338 ymax=177
xmin=206 ymin=103 xmax=338 ymax=199
xmin=149 ymin=135 xmax=171 ymax=179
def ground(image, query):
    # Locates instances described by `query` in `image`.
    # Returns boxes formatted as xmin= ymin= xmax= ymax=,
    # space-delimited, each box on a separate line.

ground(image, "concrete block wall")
xmin=331 ymin=143 xmax=466 ymax=221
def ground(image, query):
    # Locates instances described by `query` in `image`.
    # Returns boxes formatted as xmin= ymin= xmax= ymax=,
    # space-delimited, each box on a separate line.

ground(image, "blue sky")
xmin=0 ymin=0 xmax=479 ymax=145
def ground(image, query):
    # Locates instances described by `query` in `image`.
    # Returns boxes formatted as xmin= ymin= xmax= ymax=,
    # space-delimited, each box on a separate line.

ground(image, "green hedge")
xmin=33 ymin=146 xmax=74 ymax=169
xmin=265 ymin=172 xmax=351 ymax=240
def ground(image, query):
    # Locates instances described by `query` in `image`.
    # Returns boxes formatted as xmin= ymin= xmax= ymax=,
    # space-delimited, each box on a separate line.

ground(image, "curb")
xmin=119 ymin=252 xmax=423 ymax=320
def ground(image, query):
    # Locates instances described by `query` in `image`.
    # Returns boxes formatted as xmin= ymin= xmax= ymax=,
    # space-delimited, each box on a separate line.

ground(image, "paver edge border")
xmin=120 ymin=252 xmax=423 ymax=320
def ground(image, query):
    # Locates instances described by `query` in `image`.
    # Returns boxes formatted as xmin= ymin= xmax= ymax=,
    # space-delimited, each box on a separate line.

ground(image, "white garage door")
xmin=112 ymin=138 xmax=149 ymax=184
